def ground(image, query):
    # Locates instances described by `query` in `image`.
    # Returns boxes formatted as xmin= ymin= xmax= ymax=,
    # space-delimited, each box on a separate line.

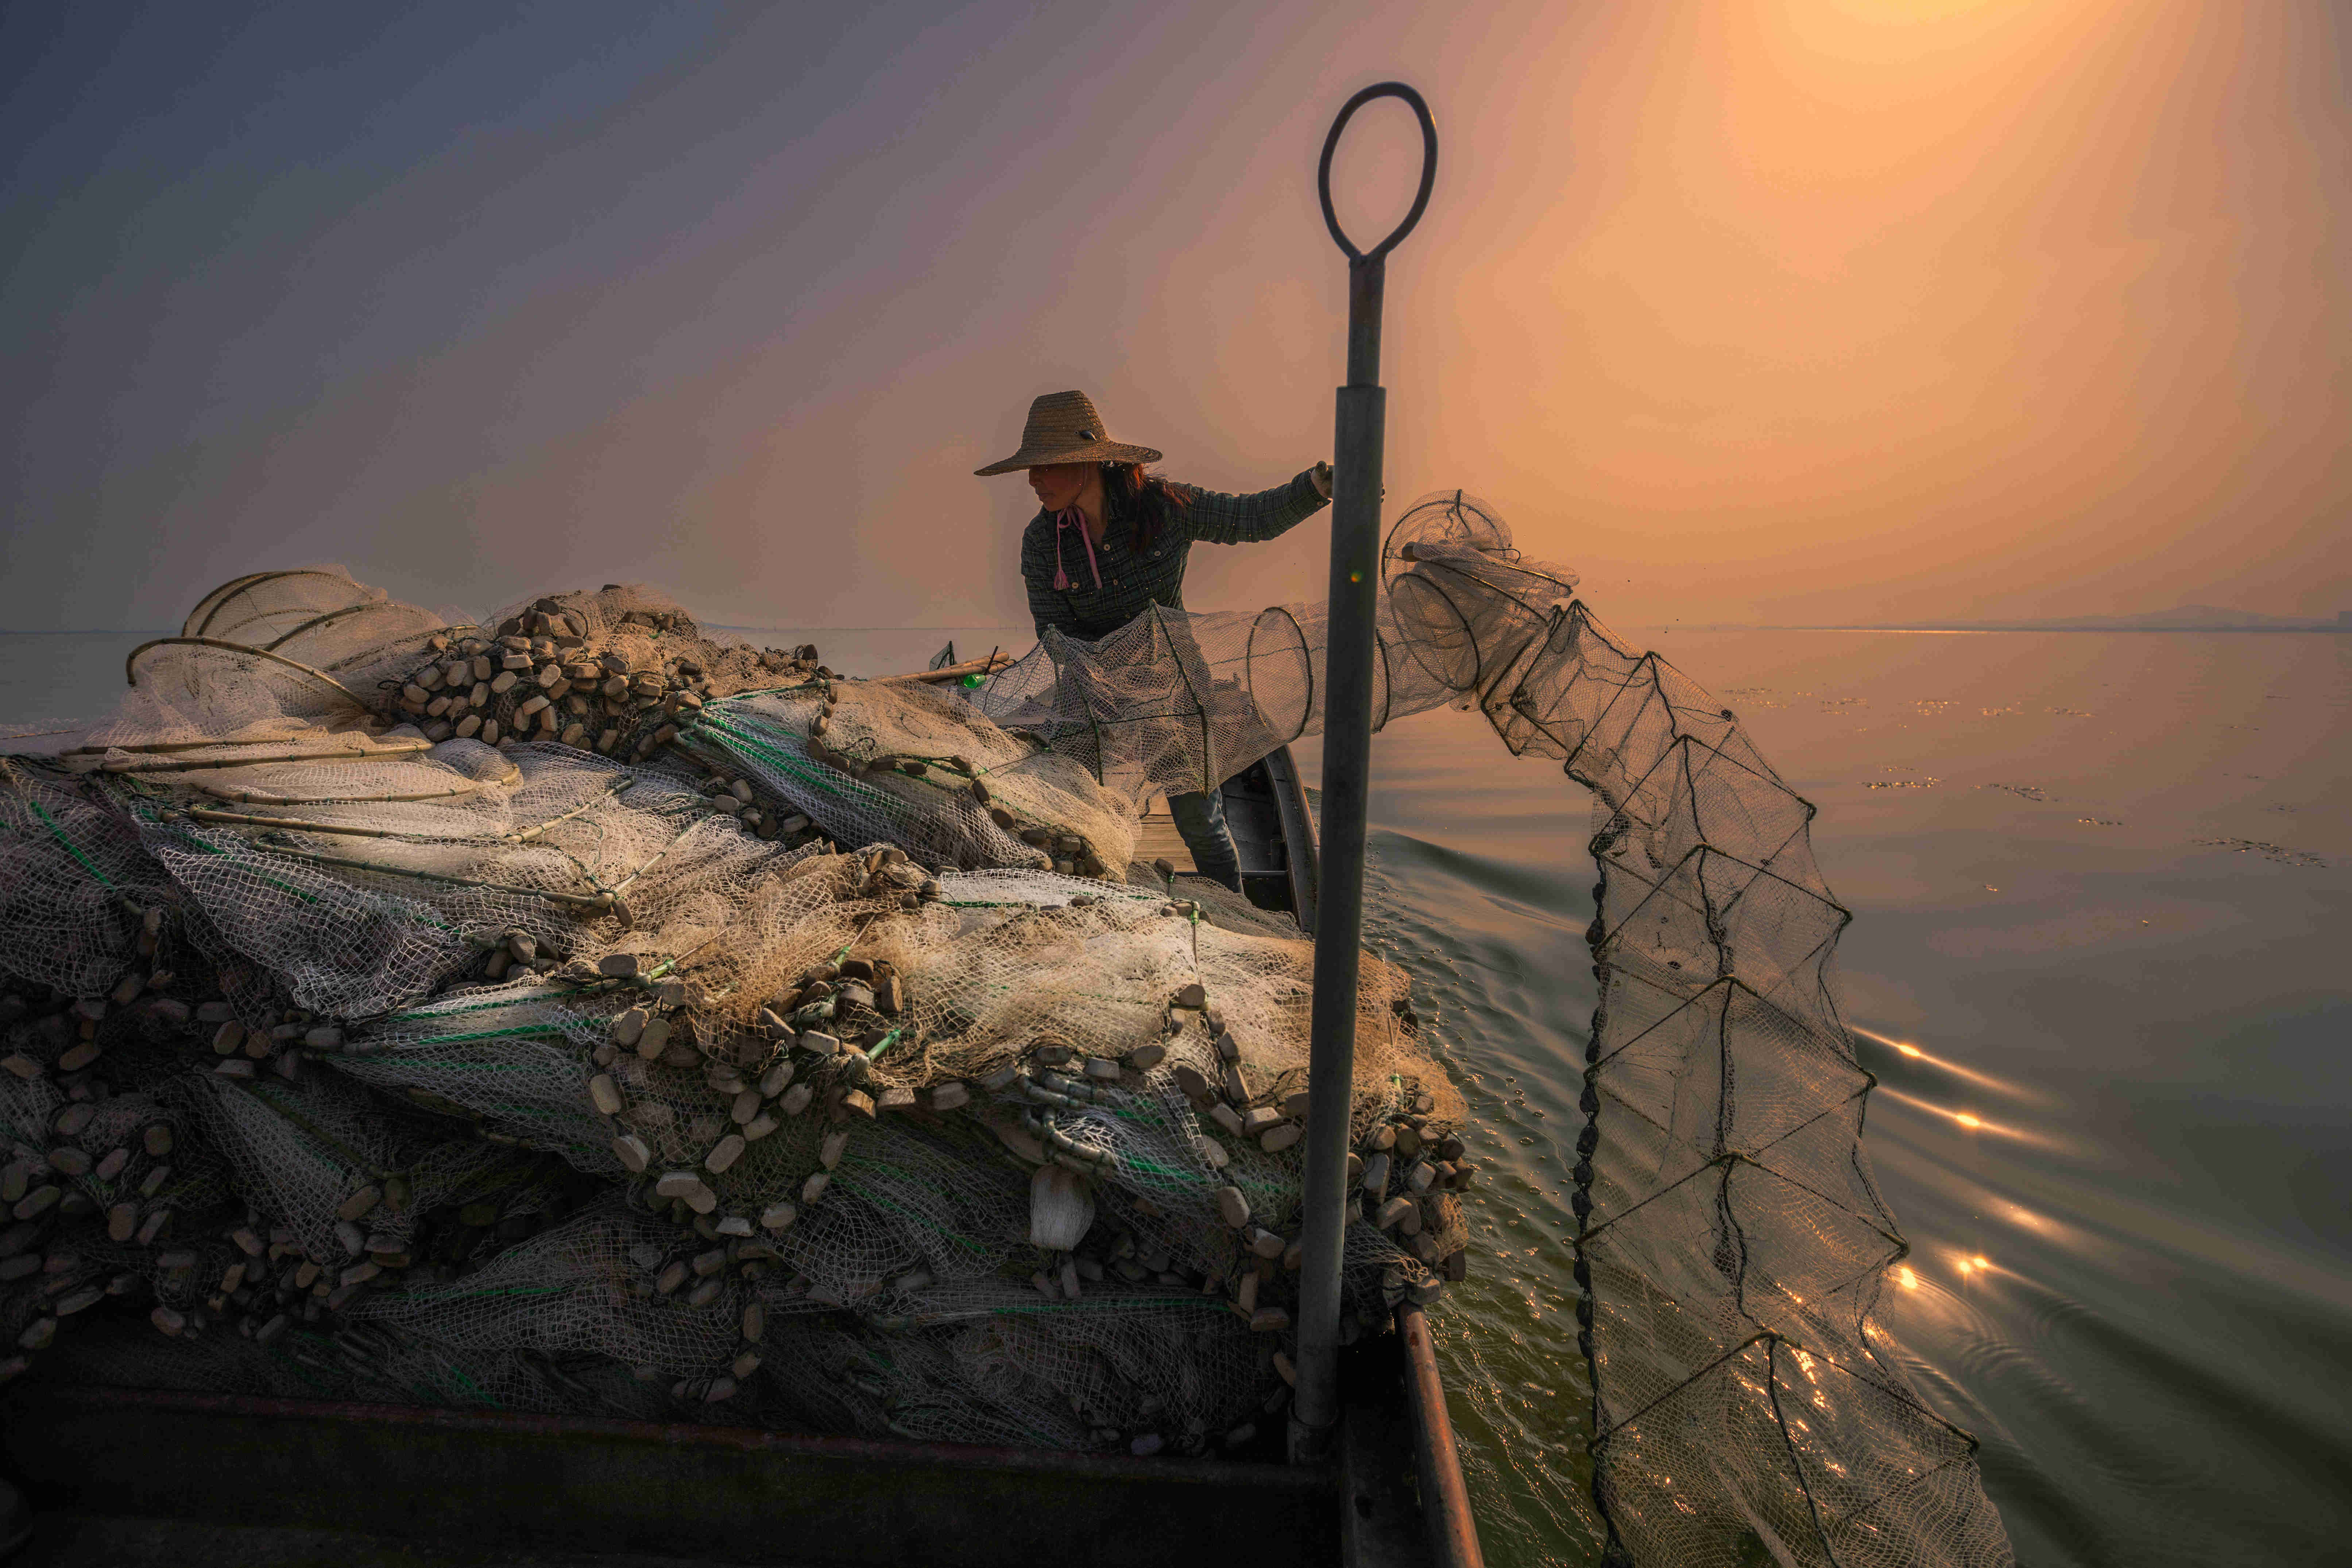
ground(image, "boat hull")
xmin=0 ymin=745 xmax=1476 ymax=1568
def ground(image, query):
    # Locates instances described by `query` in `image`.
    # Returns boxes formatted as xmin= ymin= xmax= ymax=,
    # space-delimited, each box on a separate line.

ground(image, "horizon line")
xmin=8 ymin=618 xmax=2346 ymax=638
xmin=0 ymin=623 xmax=1030 ymax=637
xmin=1672 ymin=622 xmax=2351 ymax=634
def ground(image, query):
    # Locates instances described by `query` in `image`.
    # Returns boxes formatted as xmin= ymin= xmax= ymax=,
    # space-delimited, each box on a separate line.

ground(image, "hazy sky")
xmin=4 ymin=0 xmax=2348 ymax=633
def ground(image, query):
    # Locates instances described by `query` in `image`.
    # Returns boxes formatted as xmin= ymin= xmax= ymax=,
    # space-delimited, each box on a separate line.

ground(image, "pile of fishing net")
xmin=0 ymin=495 xmax=2013 ymax=1563
xmin=0 ymin=568 xmax=1466 ymax=1460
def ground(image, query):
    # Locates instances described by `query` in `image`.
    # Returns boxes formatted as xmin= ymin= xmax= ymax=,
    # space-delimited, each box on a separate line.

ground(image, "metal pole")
xmin=1292 ymin=82 xmax=1438 ymax=1461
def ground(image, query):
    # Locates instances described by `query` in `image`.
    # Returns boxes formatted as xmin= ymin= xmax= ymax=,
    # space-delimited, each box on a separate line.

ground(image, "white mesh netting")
xmin=0 ymin=564 xmax=1462 ymax=1470
xmin=0 ymin=496 xmax=2010 ymax=1564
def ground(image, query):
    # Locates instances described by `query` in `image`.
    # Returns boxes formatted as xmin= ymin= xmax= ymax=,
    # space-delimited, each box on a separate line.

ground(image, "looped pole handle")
xmin=1316 ymin=82 xmax=1439 ymax=265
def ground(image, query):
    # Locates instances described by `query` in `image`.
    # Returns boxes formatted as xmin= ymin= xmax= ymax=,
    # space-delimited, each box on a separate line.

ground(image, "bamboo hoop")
xmin=189 ymin=775 xmax=479 ymax=806
xmin=260 ymin=603 xmax=397 ymax=654
xmin=179 ymin=572 xmax=287 ymax=638
xmin=122 ymin=637 xmax=371 ymax=712
xmin=182 ymin=775 xmax=633 ymax=844
xmin=181 ymin=570 xmax=378 ymax=641
xmin=248 ymin=841 xmax=624 ymax=914
xmin=185 ymin=808 xmax=430 ymax=840
xmin=63 ymin=725 xmax=383 ymax=759
xmin=99 ymin=737 xmax=430 ymax=774
xmin=881 ymin=651 xmax=1018 ymax=685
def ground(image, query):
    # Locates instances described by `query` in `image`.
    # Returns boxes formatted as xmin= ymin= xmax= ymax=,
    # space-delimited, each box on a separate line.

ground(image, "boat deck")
xmin=1131 ymin=802 xmax=1195 ymax=874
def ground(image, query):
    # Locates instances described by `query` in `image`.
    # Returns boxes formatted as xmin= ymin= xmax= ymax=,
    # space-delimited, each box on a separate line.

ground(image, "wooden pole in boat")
xmin=1293 ymin=81 xmax=1437 ymax=1461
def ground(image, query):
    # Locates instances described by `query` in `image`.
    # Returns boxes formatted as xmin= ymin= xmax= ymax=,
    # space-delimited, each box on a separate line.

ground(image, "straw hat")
xmin=973 ymin=390 xmax=1163 ymax=476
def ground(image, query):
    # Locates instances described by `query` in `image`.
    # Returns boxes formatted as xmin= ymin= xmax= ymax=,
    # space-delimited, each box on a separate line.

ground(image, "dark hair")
xmin=1102 ymin=462 xmax=1191 ymax=551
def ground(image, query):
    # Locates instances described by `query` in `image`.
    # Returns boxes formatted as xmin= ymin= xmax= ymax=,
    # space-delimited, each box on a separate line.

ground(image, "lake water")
xmin=7 ymin=623 xmax=2348 ymax=1566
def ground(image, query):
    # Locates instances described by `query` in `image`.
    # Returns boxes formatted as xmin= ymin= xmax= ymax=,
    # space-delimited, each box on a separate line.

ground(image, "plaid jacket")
xmin=1020 ymin=469 xmax=1328 ymax=640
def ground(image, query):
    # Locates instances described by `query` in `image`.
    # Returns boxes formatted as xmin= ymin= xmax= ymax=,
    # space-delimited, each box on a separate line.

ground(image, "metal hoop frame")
xmin=1316 ymin=83 xmax=1439 ymax=265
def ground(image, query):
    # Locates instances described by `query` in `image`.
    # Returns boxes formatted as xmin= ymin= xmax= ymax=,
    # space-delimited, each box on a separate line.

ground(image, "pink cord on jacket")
xmin=1052 ymin=507 xmax=1103 ymax=594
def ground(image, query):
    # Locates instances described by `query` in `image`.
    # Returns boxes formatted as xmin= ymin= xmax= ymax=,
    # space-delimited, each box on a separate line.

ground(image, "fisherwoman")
xmin=976 ymin=389 xmax=1332 ymax=891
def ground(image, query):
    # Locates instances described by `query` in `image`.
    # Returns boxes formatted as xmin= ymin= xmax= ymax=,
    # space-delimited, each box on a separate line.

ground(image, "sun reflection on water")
xmin=1852 ymin=1024 xmax=2047 ymax=1103
xmin=1873 ymin=1085 xmax=2061 ymax=1147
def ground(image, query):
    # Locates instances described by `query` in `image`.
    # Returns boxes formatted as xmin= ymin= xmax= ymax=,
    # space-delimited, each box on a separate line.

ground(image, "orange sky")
xmin=4 ymin=0 xmax=2347 ymax=631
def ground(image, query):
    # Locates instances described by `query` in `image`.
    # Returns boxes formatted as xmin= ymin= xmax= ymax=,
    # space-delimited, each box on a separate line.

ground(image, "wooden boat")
xmin=0 ymin=746 xmax=1482 ymax=1568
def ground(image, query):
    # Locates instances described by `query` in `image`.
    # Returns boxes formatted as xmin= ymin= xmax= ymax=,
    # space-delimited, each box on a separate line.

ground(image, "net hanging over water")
xmin=0 ymin=496 xmax=2010 ymax=1565
xmin=946 ymin=495 xmax=2010 ymax=1566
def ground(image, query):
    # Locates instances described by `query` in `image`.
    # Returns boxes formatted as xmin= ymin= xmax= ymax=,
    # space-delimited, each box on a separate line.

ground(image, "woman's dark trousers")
xmin=1166 ymin=788 xmax=1242 ymax=892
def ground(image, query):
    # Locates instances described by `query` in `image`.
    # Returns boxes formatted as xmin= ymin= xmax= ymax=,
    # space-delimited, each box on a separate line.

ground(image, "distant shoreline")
xmin=0 ymin=624 xmax=1024 ymax=638
xmin=5 ymin=620 xmax=2345 ymax=639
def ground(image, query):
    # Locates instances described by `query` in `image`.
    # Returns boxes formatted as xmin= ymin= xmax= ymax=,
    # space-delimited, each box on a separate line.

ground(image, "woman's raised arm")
xmin=1182 ymin=468 xmax=1330 ymax=546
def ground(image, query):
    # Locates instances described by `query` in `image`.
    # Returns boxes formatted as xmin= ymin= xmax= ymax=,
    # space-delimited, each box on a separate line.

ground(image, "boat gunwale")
xmin=9 ymin=1384 xmax=1333 ymax=1492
